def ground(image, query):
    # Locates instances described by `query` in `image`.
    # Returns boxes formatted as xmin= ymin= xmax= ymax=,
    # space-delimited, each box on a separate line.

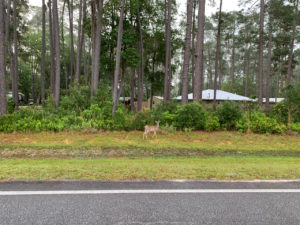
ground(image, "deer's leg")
xmin=153 ymin=131 xmax=156 ymax=138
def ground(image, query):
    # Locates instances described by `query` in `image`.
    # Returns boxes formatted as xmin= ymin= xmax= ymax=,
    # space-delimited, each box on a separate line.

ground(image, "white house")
xmin=175 ymin=89 xmax=254 ymax=102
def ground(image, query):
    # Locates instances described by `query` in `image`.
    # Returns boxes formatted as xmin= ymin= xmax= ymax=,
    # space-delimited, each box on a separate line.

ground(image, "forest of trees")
xmin=0 ymin=0 xmax=300 ymax=118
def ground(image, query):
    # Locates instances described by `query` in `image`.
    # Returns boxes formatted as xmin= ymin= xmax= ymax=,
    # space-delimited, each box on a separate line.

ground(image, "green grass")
xmin=0 ymin=157 xmax=300 ymax=181
xmin=1 ymin=131 xmax=299 ymax=181
xmin=0 ymin=131 xmax=300 ymax=157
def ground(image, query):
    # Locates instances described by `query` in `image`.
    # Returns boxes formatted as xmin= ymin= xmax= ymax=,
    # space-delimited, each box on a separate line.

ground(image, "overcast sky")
xmin=28 ymin=0 xmax=241 ymax=16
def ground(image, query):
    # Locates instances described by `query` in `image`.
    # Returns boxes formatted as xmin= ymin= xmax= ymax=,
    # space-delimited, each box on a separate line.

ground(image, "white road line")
xmin=0 ymin=189 xmax=300 ymax=196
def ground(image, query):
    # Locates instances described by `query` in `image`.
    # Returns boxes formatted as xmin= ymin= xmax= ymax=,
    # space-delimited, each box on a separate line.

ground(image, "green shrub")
xmin=284 ymin=85 xmax=300 ymax=123
xmin=156 ymin=111 xmax=176 ymax=127
xmin=43 ymin=96 xmax=57 ymax=113
xmin=91 ymin=83 xmax=113 ymax=108
xmin=132 ymin=110 xmax=153 ymax=131
xmin=289 ymin=123 xmax=300 ymax=133
xmin=42 ymin=117 xmax=66 ymax=132
xmin=204 ymin=115 xmax=220 ymax=132
xmin=152 ymin=101 xmax=178 ymax=126
xmin=113 ymin=107 xmax=134 ymax=131
xmin=236 ymin=114 xmax=249 ymax=133
xmin=60 ymin=86 xmax=91 ymax=115
xmin=82 ymin=104 xmax=115 ymax=130
xmin=82 ymin=104 xmax=103 ymax=121
xmin=7 ymin=98 xmax=15 ymax=114
xmin=0 ymin=114 xmax=17 ymax=132
xmin=174 ymin=103 xmax=206 ymax=130
xmin=250 ymin=112 xmax=287 ymax=134
xmin=153 ymin=101 xmax=178 ymax=114
xmin=216 ymin=101 xmax=243 ymax=130
xmin=269 ymin=101 xmax=288 ymax=124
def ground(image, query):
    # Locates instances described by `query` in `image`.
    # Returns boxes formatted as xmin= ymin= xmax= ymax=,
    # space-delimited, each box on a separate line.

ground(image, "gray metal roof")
xmin=175 ymin=89 xmax=253 ymax=102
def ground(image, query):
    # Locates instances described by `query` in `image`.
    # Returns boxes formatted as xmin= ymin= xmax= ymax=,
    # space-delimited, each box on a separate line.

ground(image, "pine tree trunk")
xmin=213 ymin=0 xmax=222 ymax=106
xmin=193 ymin=0 xmax=206 ymax=102
xmin=218 ymin=57 xmax=223 ymax=89
xmin=258 ymin=0 xmax=265 ymax=107
xmin=12 ymin=0 xmax=18 ymax=109
xmin=164 ymin=0 xmax=172 ymax=101
xmin=245 ymin=45 xmax=250 ymax=97
xmin=150 ymin=54 xmax=156 ymax=110
xmin=117 ymin=66 xmax=125 ymax=102
xmin=91 ymin=1 xmax=96 ymax=92
xmin=83 ymin=42 xmax=87 ymax=85
xmin=0 ymin=0 xmax=7 ymax=116
xmin=208 ymin=47 xmax=213 ymax=89
xmin=4 ymin=0 xmax=11 ymax=64
xmin=130 ymin=67 xmax=135 ymax=112
xmin=31 ymin=56 xmax=36 ymax=103
xmin=91 ymin=0 xmax=103 ymax=96
xmin=41 ymin=0 xmax=46 ymax=102
xmin=181 ymin=0 xmax=194 ymax=105
xmin=81 ymin=0 xmax=87 ymax=85
xmin=75 ymin=0 xmax=83 ymax=83
xmin=112 ymin=0 xmax=125 ymax=116
xmin=130 ymin=14 xmax=135 ymax=112
xmin=84 ymin=42 xmax=90 ymax=85
xmin=48 ymin=0 xmax=55 ymax=96
xmin=137 ymin=9 xmax=144 ymax=111
xmin=53 ymin=0 xmax=60 ymax=107
xmin=287 ymin=0 xmax=299 ymax=86
xmin=231 ymin=41 xmax=235 ymax=86
xmin=68 ymin=0 xmax=75 ymax=84
xmin=61 ymin=0 xmax=68 ymax=92
xmin=265 ymin=19 xmax=272 ymax=112
xmin=191 ymin=0 xmax=196 ymax=93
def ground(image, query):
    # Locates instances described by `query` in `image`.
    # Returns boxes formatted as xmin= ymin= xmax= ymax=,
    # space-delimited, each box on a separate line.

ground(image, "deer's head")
xmin=155 ymin=121 xmax=160 ymax=127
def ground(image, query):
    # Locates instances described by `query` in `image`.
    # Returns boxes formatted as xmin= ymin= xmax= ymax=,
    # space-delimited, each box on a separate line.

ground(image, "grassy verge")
xmin=1 ymin=157 xmax=300 ymax=181
xmin=1 ymin=131 xmax=299 ymax=181
xmin=0 ymin=131 xmax=299 ymax=157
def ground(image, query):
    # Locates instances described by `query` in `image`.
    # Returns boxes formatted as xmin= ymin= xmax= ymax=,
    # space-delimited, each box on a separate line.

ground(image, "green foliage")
xmin=18 ymin=60 xmax=32 ymax=102
xmin=0 ymin=107 xmax=66 ymax=132
xmin=236 ymin=114 xmax=249 ymax=133
xmin=121 ymin=47 xmax=140 ymax=68
xmin=204 ymin=115 xmax=220 ymax=132
xmin=0 ymin=89 xmax=296 ymax=135
xmin=250 ymin=112 xmax=287 ymax=134
xmin=174 ymin=103 xmax=206 ymax=130
xmin=132 ymin=110 xmax=153 ymax=131
xmin=7 ymin=98 xmax=15 ymax=114
xmin=153 ymin=101 xmax=178 ymax=114
xmin=148 ymin=71 xmax=164 ymax=96
xmin=113 ymin=106 xmax=134 ymax=131
xmin=216 ymin=101 xmax=243 ymax=130
xmin=152 ymin=101 xmax=178 ymax=126
xmin=289 ymin=123 xmax=300 ymax=133
xmin=269 ymin=101 xmax=288 ymax=124
xmin=60 ymin=86 xmax=91 ymax=115
xmin=284 ymin=85 xmax=300 ymax=123
xmin=270 ymin=99 xmax=300 ymax=124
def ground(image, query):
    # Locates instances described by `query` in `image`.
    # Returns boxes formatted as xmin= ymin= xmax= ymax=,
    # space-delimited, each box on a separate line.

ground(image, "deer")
xmin=143 ymin=121 xmax=160 ymax=139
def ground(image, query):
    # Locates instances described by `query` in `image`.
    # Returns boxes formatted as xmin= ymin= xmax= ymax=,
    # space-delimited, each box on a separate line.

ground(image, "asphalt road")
xmin=0 ymin=180 xmax=300 ymax=225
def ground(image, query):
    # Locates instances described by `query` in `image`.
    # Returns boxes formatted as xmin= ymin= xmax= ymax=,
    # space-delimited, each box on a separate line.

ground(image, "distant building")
xmin=261 ymin=98 xmax=285 ymax=104
xmin=175 ymin=89 xmax=254 ymax=103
